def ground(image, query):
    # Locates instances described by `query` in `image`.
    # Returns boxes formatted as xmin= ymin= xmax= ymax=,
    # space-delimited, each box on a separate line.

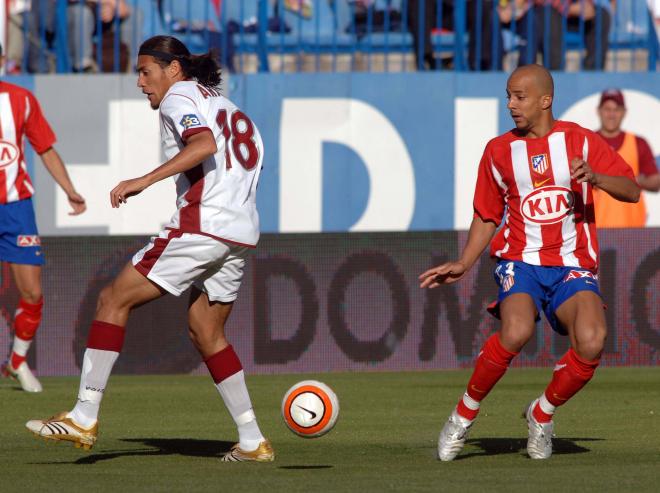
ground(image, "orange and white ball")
xmin=281 ymin=380 xmax=340 ymax=438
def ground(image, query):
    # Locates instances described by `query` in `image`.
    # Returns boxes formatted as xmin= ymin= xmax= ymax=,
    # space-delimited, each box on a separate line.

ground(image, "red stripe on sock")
xmin=86 ymin=320 xmax=126 ymax=352
xmin=456 ymin=333 xmax=518 ymax=421
xmin=205 ymin=345 xmax=242 ymax=384
xmin=544 ymin=348 xmax=600 ymax=408
xmin=10 ymin=351 xmax=26 ymax=369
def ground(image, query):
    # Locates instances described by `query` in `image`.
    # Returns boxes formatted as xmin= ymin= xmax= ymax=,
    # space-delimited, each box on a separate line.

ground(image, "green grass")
xmin=1 ymin=368 xmax=659 ymax=492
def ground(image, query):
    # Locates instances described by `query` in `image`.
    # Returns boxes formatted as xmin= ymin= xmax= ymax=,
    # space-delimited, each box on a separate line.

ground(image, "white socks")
xmin=67 ymin=349 xmax=119 ymax=428
xmin=215 ymin=370 xmax=265 ymax=451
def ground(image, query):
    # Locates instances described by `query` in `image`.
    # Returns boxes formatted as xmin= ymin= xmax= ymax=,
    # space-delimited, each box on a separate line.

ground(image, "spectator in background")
xmin=515 ymin=0 xmax=566 ymax=69
xmin=7 ymin=1 xmax=30 ymax=74
xmin=406 ymin=0 xmax=504 ymax=70
xmin=67 ymin=0 xmax=142 ymax=72
xmin=567 ymin=0 xmax=615 ymax=70
xmin=594 ymin=89 xmax=660 ymax=227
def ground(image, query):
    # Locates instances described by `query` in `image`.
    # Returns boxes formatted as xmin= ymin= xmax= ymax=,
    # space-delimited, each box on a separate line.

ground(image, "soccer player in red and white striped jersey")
xmin=420 ymin=64 xmax=639 ymax=461
xmin=0 ymin=43 xmax=86 ymax=392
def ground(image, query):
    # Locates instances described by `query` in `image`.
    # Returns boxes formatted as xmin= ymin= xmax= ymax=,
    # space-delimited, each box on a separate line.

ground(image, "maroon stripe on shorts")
xmin=204 ymin=345 xmax=243 ymax=384
xmin=134 ymin=229 xmax=184 ymax=277
xmin=87 ymin=320 xmax=126 ymax=352
xmin=179 ymin=164 xmax=204 ymax=232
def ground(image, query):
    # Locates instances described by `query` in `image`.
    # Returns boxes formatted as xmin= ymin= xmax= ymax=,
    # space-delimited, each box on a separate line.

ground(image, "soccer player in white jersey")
xmin=420 ymin=64 xmax=639 ymax=461
xmin=0 ymin=43 xmax=86 ymax=393
xmin=26 ymin=35 xmax=274 ymax=462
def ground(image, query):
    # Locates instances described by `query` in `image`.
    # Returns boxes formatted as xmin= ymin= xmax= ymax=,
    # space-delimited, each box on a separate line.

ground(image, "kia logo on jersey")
xmin=0 ymin=141 xmax=19 ymax=169
xmin=521 ymin=186 xmax=574 ymax=224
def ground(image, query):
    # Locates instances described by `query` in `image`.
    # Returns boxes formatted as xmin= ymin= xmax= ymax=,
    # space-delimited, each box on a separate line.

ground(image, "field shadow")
xmin=278 ymin=465 xmax=334 ymax=470
xmin=457 ymin=437 xmax=604 ymax=460
xmin=31 ymin=438 xmax=235 ymax=465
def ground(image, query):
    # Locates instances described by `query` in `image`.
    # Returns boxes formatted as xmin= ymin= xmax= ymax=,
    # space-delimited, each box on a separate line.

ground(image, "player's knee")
xmin=574 ymin=325 xmax=607 ymax=360
xmin=96 ymin=284 xmax=124 ymax=313
xmin=500 ymin=321 xmax=535 ymax=352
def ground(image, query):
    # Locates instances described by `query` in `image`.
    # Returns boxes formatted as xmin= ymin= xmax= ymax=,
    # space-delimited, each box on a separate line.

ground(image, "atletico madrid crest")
xmin=531 ymin=154 xmax=549 ymax=174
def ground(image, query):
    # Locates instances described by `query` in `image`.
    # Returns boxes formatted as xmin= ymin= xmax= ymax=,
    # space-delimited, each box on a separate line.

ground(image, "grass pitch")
xmin=1 ymin=368 xmax=659 ymax=492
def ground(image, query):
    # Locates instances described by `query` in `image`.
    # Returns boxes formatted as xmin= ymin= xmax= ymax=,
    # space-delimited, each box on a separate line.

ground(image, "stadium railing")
xmin=15 ymin=0 xmax=660 ymax=74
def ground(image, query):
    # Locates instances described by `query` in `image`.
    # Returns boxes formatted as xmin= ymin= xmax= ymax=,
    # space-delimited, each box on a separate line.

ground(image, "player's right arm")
xmin=419 ymin=216 xmax=497 ymax=288
xmin=420 ymin=142 xmax=504 ymax=289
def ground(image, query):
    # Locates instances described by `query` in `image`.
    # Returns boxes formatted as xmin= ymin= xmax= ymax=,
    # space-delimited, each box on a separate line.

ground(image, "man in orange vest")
xmin=594 ymin=88 xmax=660 ymax=227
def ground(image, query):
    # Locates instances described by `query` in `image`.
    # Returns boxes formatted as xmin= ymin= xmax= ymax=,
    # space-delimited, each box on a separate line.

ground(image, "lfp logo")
xmin=0 ymin=141 xmax=19 ymax=169
xmin=521 ymin=186 xmax=574 ymax=224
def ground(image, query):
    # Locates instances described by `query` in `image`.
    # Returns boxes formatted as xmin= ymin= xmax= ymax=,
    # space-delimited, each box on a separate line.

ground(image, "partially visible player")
xmin=0 ymin=43 xmax=86 ymax=392
xmin=594 ymin=88 xmax=660 ymax=227
xmin=420 ymin=64 xmax=639 ymax=461
xmin=25 ymin=35 xmax=273 ymax=462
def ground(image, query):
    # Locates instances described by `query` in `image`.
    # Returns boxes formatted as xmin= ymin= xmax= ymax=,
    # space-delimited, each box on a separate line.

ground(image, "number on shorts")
xmin=216 ymin=109 xmax=259 ymax=171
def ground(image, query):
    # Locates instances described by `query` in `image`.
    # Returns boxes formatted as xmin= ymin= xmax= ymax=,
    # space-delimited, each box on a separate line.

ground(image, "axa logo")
xmin=521 ymin=186 xmax=574 ymax=224
xmin=17 ymin=235 xmax=41 ymax=247
xmin=0 ymin=140 xmax=19 ymax=169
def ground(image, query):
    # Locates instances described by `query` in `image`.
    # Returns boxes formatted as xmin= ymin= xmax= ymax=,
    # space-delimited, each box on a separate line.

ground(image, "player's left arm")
xmin=110 ymin=130 xmax=217 ymax=208
xmin=572 ymin=132 xmax=640 ymax=203
xmin=39 ymin=148 xmax=87 ymax=215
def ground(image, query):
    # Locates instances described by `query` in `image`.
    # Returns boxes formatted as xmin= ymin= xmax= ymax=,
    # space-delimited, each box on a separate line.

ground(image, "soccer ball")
xmin=281 ymin=380 xmax=339 ymax=438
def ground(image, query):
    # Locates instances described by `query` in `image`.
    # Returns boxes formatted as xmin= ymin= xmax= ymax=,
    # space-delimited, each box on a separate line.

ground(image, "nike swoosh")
xmin=470 ymin=384 xmax=486 ymax=394
xmin=552 ymin=393 xmax=568 ymax=402
xmin=296 ymin=405 xmax=317 ymax=420
xmin=553 ymin=363 xmax=567 ymax=372
xmin=533 ymin=178 xmax=551 ymax=187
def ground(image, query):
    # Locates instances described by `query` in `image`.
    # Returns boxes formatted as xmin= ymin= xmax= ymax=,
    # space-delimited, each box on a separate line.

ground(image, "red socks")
xmin=533 ymin=348 xmax=600 ymax=423
xmin=86 ymin=320 xmax=126 ymax=352
xmin=456 ymin=333 xmax=518 ymax=421
xmin=10 ymin=298 xmax=43 ymax=368
xmin=205 ymin=345 xmax=243 ymax=384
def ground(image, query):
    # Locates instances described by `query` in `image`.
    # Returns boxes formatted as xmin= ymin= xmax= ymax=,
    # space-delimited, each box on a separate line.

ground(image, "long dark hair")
xmin=138 ymin=35 xmax=221 ymax=88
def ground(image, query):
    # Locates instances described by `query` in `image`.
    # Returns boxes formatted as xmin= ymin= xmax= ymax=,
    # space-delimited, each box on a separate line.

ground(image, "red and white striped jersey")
xmin=473 ymin=120 xmax=635 ymax=273
xmin=0 ymin=82 xmax=56 ymax=204
xmin=159 ymin=81 xmax=263 ymax=247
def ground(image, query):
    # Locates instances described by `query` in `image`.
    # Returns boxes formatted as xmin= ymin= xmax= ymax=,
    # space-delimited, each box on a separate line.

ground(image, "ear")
xmin=168 ymin=59 xmax=183 ymax=78
xmin=541 ymin=94 xmax=553 ymax=111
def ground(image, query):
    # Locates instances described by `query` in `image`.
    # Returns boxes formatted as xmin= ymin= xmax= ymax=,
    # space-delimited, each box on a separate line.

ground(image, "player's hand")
xmin=67 ymin=191 xmax=86 ymax=215
xmin=110 ymin=176 xmax=150 ymax=208
xmin=419 ymin=261 xmax=468 ymax=288
xmin=570 ymin=157 xmax=600 ymax=186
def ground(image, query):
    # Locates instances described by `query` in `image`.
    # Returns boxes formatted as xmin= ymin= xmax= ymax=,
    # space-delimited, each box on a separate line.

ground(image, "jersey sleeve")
xmin=160 ymin=92 xmax=211 ymax=142
xmin=587 ymin=131 xmax=635 ymax=181
xmin=473 ymin=143 xmax=505 ymax=224
xmin=636 ymin=136 xmax=658 ymax=177
xmin=24 ymin=92 xmax=56 ymax=154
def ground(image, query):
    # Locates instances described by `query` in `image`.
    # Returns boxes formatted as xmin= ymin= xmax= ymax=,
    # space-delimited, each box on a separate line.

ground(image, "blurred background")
xmin=0 ymin=0 xmax=658 ymax=376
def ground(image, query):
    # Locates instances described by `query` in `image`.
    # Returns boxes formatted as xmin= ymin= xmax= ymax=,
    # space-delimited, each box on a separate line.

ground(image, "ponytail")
xmin=186 ymin=51 xmax=222 ymax=88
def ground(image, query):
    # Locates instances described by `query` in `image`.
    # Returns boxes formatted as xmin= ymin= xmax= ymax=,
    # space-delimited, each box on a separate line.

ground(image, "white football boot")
xmin=525 ymin=399 xmax=554 ymax=459
xmin=26 ymin=412 xmax=98 ymax=450
xmin=1 ymin=361 xmax=43 ymax=393
xmin=437 ymin=410 xmax=473 ymax=461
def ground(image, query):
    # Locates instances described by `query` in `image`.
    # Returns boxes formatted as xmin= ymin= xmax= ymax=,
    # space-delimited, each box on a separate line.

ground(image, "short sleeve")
xmin=473 ymin=144 xmax=505 ymax=224
xmin=24 ymin=92 xmax=56 ymax=154
xmin=587 ymin=131 xmax=635 ymax=181
xmin=636 ymin=136 xmax=658 ymax=177
xmin=160 ymin=92 xmax=211 ymax=142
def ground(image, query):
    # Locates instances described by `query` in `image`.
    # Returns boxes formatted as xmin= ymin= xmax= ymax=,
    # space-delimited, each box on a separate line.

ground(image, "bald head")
xmin=509 ymin=64 xmax=554 ymax=98
xmin=506 ymin=64 xmax=556 ymax=137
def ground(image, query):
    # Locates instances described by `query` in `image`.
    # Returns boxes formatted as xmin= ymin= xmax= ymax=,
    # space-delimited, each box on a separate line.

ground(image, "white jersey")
xmin=159 ymin=80 xmax=263 ymax=247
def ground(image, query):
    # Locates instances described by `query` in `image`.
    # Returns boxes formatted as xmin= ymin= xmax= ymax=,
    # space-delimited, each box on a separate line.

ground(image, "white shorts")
xmin=132 ymin=230 xmax=249 ymax=302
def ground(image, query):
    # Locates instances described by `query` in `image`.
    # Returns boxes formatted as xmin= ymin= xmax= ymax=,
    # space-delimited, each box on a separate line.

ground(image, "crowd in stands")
xmin=3 ymin=0 xmax=657 ymax=74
